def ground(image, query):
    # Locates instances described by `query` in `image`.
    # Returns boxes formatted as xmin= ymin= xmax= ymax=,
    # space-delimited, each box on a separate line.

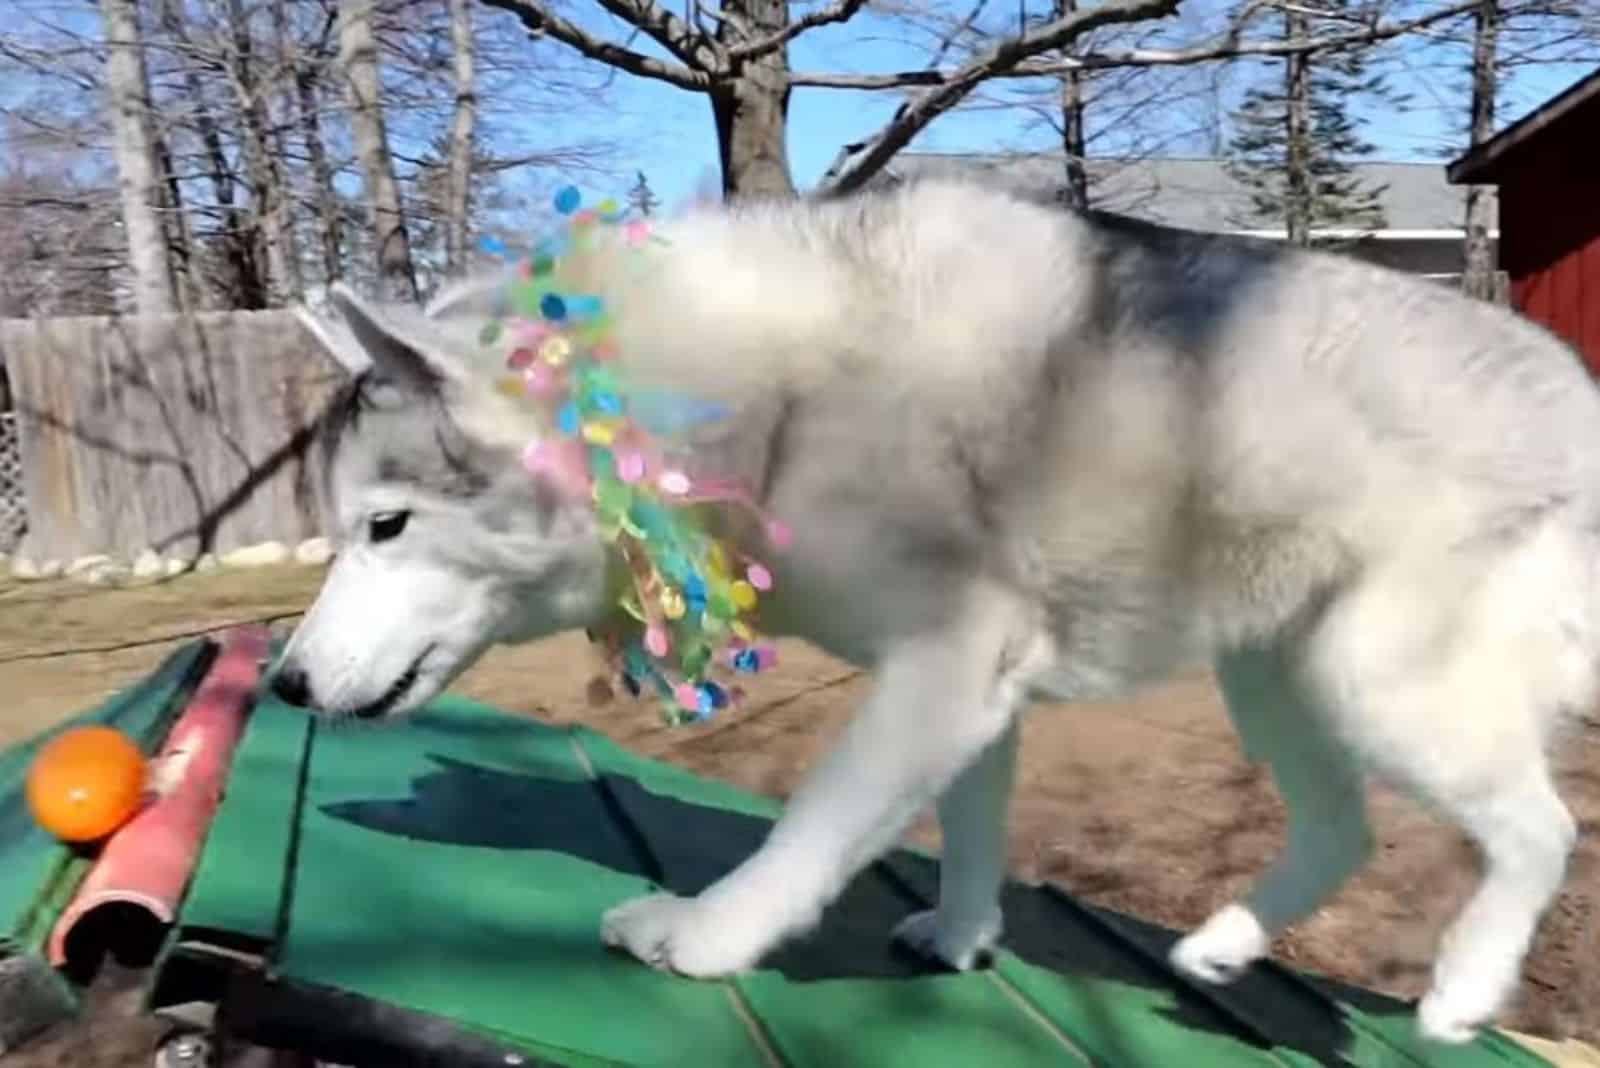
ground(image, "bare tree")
xmin=1284 ymin=9 xmax=1313 ymax=244
xmin=266 ymin=0 xmax=308 ymax=300
xmin=154 ymin=128 xmax=198 ymax=308
xmin=1049 ymin=0 xmax=1091 ymax=208
xmin=2 ymin=0 xmax=620 ymax=315
xmin=153 ymin=0 xmax=258 ymax=307
xmin=479 ymin=0 xmax=1492 ymax=200
xmin=0 ymin=116 xmax=124 ymax=318
xmin=710 ymin=0 xmax=798 ymax=198
xmin=221 ymin=0 xmax=302 ymax=304
xmin=932 ymin=2 xmax=1226 ymax=210
xmin=286 ymin=4 xmax=347 ymax=287
xmin=1461 ymin=0 xmax=1499 ymax=300
xmin=99 ymin=0 xmax=178 ymax=314
xmin=1400 ymin=0 xmax=1592 ymax=292
xmin=823 ymin=0 xmax=1491 ymax=195
xmin=338 ymin=0 xmax=421 ymax=302
xmin=445 ymin=0 xmax=479 ymax=273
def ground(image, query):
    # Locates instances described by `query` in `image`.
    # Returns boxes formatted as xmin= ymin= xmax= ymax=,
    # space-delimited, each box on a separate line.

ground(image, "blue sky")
xmin=4 ymin=0 xmax=1589 ymax=218
xmin=552 ymin=4 xmax=1595 ymax=211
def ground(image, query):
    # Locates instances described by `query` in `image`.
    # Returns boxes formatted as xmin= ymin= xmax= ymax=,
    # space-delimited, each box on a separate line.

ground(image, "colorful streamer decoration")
xmin=476 ymin=188 xmax=791 ymax=725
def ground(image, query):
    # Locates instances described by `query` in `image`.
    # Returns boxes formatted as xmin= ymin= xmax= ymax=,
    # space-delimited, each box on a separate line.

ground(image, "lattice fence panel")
xmin=0 ymin=412 xmax=25 ymax=554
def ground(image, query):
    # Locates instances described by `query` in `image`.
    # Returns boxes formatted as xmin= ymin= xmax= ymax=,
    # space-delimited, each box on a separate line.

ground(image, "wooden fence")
xmin=0 ymin=310 xmax=344 ymax=566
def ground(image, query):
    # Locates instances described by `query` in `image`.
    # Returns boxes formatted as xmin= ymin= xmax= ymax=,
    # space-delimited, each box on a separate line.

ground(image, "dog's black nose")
xmin=271 ymin=665 xmax=313 ymax=708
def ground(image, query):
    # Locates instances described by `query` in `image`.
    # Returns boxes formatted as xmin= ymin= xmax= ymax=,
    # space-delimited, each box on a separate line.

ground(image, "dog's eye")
xmin=368 ymin=510 xmax=410 ymax=543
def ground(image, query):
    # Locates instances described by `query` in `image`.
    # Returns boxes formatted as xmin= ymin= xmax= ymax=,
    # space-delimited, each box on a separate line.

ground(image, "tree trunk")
xmin=1462 ymin=0 xmax=1499 ymax=301
xmin=296 ymin=56 xmax=344 ymax=285
xmin=445 ymin=0 xmax=478 ymax=274
xmin=155 ymin=131 xmax=198 ymax=310
xmin=99 ymin=0 xmax=178 ymax=315
xmin=269 ymin=0 xmax=307 ymax=300
xmin=1283 ymin=9 xmax=1312 ymax=247
xmin=712 ymin=0 xmax=795 ymax=201
xmin=1055 ymin=0 xmax=1089 ymax=211
xmin=337 ymin=0 xmax=420 ymax=302
xmin=226 ymin=0 xmax=300 ymax=305
xmin=157 ymin=0 xmax=265 ymax=308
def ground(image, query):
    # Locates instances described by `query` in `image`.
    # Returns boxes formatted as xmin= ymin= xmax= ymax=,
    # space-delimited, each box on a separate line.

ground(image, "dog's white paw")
xmin=1170 ymin=903 xmax=1269 ymax=985
xmin=1416 ymin=970 xmax=1508 ymax=1045
xmin=892 ymin=906 xmax=1003 ymax=971
xmin=600 ymin=892 xmax=769 ymax=978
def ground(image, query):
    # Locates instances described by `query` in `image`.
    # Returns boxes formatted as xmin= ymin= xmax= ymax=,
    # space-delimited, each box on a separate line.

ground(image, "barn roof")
xmin=1448 ymin=67 xmax=1600 ymax=185
xmin=842 ymin=152 xmax=1492 ymax=237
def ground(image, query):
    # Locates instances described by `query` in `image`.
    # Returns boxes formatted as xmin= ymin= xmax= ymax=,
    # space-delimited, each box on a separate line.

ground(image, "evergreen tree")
xmin=1225 ymin=6 xmax=1404 ymax=249
xmin=627 ymin=171 xmax=661 ymax=218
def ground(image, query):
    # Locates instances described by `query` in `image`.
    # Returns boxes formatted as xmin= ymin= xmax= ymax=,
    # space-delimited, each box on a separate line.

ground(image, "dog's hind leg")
xmin=1409 ymin=758 xmax=1573 ymax=1043
xmin=1171 ymin=641 xmax=1373 ymax=985
xmin=1290 ymin=542 xmax=1585 ymax=1044
xmin=600 ymin=584 xmax=1030 ymax=979
xmin=891 ymin=716 xmax=1020 ymax=970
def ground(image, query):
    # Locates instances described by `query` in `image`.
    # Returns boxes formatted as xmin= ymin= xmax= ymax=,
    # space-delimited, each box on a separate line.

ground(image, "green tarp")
xmin=0 ymin=641 xmax=1557 ymax=1065
xmin=164 ymin=660 xmax=1551 ymax=1068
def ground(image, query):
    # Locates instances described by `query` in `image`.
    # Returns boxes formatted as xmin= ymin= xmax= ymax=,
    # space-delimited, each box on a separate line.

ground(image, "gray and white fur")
xmin=276 ymin=179 xmax=1600 ymax=1046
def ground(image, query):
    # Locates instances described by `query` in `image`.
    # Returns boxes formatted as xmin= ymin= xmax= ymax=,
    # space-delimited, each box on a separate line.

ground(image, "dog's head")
xmin=270 ymin=281 xmax=610 ymax=721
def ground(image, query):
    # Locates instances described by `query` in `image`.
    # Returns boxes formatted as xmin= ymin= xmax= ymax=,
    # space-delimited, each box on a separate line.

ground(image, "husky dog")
xmin=275 ymin=179 xmax=1600 ymax=1046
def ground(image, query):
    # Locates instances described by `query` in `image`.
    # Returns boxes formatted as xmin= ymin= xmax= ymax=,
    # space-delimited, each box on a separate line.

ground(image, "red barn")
xmin=1448 ymin=67 xmax=1600 ymax=371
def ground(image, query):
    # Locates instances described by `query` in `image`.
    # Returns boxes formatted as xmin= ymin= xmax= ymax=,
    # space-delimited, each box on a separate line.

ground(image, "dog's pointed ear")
xmin=297 ymin=283 xmax=469 ymax=394
xmin=296 ymin=287 xmax=373 ymax=378
xmin=423 ymin=275 xmax=506 ymax=323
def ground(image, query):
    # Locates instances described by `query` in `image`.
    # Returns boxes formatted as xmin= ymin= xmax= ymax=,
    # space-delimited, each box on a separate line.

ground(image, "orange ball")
xmin=25 ymin=726 xmax=149 ymax=844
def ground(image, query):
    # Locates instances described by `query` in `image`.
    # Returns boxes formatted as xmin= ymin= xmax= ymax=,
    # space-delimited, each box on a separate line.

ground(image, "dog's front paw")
xmin=600 ymin=892 xmax=770 ymax=979
xmin=892 ymin=906 xmax=1002 ymax=971
xmin=1170 ymin=903 xmax=1269 ymax=984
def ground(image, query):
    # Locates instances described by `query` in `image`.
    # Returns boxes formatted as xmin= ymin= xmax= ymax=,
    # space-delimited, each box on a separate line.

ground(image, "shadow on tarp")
xmin=318 ymin=752 xmax=1428 ymax=1067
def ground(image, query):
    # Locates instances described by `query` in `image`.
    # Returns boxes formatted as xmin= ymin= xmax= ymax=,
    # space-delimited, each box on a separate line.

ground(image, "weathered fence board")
xmin=0 ymin=310 xmax=344 ymax=565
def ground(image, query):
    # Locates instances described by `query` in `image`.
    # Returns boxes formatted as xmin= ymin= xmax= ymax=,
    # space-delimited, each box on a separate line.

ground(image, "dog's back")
xmin=680 ymin=180 xmax=1600 ymax=679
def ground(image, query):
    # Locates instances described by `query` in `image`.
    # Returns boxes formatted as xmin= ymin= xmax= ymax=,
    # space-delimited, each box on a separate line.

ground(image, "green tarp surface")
xmin=163 ymin=654 xmax=1552 ymax=1068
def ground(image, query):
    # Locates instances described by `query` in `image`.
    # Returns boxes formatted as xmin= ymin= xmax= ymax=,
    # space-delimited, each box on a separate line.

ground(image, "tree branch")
xmin=795 ymin=0 xmax=1482 ymax=89
xmin=729 ymin=0 xmax=870 ymax=59
xmin=476 ymin=0 xmax=713 ymax=90
xmin=593 ymin=0 xmax=725 ymax=70
xmin=818 ymin=0 xmax=1185 ymax=195
xmin=788 ymin=68 xmax=942 ymax=88
xmin=793 ymin=0 xmax=1478 ymax=90
xmin=694 ymin=3 xmax=754 ymax=37
xmin=1017 ymin=0 xmax=1483 ymax=73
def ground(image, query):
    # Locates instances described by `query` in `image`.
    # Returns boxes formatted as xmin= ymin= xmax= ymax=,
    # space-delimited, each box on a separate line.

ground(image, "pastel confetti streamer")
xmin=481 ymin=184 xmax=788 ymax=725
xmin=616 ymin=449 xmax=646 ymax=483
xmin=524 ymin=363 xmax=559 ymax=396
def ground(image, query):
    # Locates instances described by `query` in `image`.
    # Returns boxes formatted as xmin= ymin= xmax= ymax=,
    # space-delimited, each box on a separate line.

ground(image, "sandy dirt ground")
xmin=1 ymin=562 xmax=1597 ymax=1066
